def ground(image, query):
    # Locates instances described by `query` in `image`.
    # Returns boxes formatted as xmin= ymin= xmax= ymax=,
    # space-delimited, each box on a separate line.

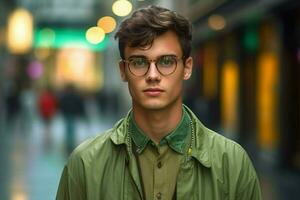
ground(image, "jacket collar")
xmin=110 ymin=105 xmax=212 ymax=168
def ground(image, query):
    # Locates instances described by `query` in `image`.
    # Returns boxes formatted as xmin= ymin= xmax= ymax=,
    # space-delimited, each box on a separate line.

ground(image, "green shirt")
xmin=129 ymin=108 xmax=191 ymax=200
xmin=56 ymin=105 xmax=262 ymax=200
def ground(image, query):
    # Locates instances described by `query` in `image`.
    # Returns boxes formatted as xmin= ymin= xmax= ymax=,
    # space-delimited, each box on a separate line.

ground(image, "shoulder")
xmin=200 ymin=127 xmax=261 ymax=197
xmin=194 ymin=119 xmax=258 ymax=181
xmin=202 ymin=127 xmax=251 ymax=172
xmin=195 ymin=120 xmax=260 ymax=185
xmin=66 ymin=130 xmax=112 ymax=170
xmin=185 ymin=107 xmax=261 ymax=198
xmin=203 ymin=126 xmax=247 ymax=159
xmin=186 ymin=105 xmax=253 ymax=170
xmin=185 ymin=105 xmax=248 ymax=163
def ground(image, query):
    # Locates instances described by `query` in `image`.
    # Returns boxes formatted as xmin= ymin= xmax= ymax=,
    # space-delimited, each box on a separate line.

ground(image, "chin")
xmin=136 ymin=98 xmax=180 ymax=111
xmin=132 ymin=99 xmax=165 ymax=110
xmin=141 ymin=101 xmax=166 ymax=110
xmin=132 ymin=93 xmax=182 ymax=111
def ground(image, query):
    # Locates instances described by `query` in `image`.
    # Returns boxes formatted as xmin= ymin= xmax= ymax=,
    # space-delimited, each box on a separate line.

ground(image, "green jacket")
xmin=56 ymin=107 xmax=262 ymax=200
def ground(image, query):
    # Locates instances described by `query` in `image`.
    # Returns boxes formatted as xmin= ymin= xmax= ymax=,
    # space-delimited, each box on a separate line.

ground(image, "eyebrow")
xmin=128 ymin=55 xmax=147 ymax=59
xmin=127 ymin=54 xmax=178 ymax=60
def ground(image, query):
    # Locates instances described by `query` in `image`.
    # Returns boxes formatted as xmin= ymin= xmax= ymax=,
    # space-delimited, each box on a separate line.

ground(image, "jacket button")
xmin=156 ymin=192 xmax=162 ymax=200
xmin=157 ymin=161 xmax=162 ymax=168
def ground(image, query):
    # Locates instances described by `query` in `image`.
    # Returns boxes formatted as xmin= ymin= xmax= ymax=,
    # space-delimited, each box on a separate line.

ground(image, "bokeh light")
xmin=34 ymin=48 xmax=51 ymax=60
xmin=7 ymin=8 xmax=33 ymax=54
xmin=39 ymin=28 xmax=55 ymax=47
xmin=86 ymin=27 xmax=105 ymax=44
xmin=11 ymin=191 xmax=27 ymax=200
xmin=208 ymin=14 xmax=226 ymax=31
xmin=97 ymin=16 xmax=117 ymax=33
xmin=27 ymin=61 xmax=43 ymax=79
xmin=112 ymin=0 xmax=132 ymax=17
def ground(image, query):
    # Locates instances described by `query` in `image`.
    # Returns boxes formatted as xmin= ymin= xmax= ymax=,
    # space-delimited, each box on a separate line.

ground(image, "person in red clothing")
xmin=38 ymin=87 xmax=57 ymax=122
xmin=38 ymin=87 xmax=58 ymax=147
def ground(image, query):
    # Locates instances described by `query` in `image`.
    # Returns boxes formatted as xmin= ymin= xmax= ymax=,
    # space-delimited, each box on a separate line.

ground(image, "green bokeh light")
xmin=243 ymin=22 xmax=259 ymax=54
xmin=33 ymin=28 xmax=108 ymax=51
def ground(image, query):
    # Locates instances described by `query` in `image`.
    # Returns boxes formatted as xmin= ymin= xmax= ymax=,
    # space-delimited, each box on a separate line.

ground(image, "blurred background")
xmin=0 ymin=0 xmax=299 ymax=199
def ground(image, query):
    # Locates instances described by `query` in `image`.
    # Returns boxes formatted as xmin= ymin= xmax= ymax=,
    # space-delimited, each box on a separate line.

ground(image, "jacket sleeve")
xmin=56 ymin=165 xmax=86 ymax=200
xmin=235 ymin=151 xmax=262 ymax=200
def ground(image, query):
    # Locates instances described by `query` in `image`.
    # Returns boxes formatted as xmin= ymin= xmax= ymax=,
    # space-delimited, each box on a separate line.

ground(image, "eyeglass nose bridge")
xmin=146 ymin=59 xmax=160 ymax=74
xmin=128 ymin=58 xmax=158 ymax=77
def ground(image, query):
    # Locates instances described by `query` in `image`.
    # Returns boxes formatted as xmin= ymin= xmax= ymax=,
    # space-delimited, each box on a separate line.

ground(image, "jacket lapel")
xmin=110 ymin=113 xmax=144 ymax=199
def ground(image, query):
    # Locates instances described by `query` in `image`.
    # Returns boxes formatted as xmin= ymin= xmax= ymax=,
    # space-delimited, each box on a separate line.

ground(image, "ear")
xmin=119 ymin=61 xmax=128 ymax=82
xmin=183 ymin=56 xmax=193 ymax=80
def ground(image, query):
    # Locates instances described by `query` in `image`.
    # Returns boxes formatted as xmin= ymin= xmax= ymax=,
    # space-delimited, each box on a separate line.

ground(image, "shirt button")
xmin=156 ymin=192 xmax=162 ymax=200
xmin=157 ymin=161 xmax=162 ymax=168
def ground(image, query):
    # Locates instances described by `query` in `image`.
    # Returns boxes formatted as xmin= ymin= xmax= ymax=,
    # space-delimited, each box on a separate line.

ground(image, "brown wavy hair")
xmin=114 ymin=5 xmax=192 ymax=61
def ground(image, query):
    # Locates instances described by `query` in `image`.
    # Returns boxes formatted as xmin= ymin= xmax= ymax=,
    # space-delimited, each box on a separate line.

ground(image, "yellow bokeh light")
xmin=12 ymin=192 xmax=27 ymax=200
xmin=257 ymin=52 xmax=279 ymax=148
xmin=221 ymin=60 xmax=239 ymax=134
xmin=86 ymin=27 xmax=105 ymax=44
xmin=97 ymin=16 xmax=117 ymax=33
xmin=54 ymin=48 xmax=103 ymax=91
xmin=112 ymin=0 xmax=132 ymax=17
xmin=7 ymin=8 xmax=33 ymax=54
xmin=208 ymin=14 xmax=226 ymax=31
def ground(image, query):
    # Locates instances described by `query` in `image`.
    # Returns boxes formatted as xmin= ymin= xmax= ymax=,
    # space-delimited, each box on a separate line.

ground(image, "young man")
xmin=56 ymin=5 xmax=262 ymax=200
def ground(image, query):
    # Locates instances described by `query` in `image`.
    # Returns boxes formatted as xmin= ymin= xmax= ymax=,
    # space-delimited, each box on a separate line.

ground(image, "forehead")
xmin=124 ymin=31 xmax=182 ymax=59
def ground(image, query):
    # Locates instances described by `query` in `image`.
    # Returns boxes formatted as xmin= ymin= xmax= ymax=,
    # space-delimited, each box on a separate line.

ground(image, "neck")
xmin=132 ymin=102 xmax=183 ymax=144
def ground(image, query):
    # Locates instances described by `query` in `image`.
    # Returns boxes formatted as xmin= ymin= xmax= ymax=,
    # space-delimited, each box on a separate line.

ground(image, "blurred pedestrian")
xmin=59 ymin=84 xmax=85 ymax=153
xmin=38 ymin=86 xmax=58 ymax=147
xmin=20 ymin=84 xmax=37 ymax=133
xmin=57 ymin=6 xmax=262 ymax=200
xmin=38 ymin=87 xmax=57 ymax=124
xmin=4 ymin=83 xmax=21 ymax=133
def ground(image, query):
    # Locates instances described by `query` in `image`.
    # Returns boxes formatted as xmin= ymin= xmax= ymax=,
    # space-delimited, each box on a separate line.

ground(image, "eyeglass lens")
xmin=127 ymin=55 xmax=178 ymax=76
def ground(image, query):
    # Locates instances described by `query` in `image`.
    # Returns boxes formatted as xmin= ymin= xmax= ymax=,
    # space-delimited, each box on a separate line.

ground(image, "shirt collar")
xmin=110 ymin=105 xmax=212 ymax=168
xmin=129 ymin=107 xmax=191 ymax=154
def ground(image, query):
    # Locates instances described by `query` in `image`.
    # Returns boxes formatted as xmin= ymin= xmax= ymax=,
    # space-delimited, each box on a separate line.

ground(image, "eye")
xmin=130 ymin=57 xmax=148 ymax=68
xmin=158 ymin=56 xmax=176 ymax=67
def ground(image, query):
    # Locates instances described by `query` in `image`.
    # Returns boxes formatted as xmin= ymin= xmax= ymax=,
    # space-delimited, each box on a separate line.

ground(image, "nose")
xmin=146 ymin=61 xmax=161 ymax=81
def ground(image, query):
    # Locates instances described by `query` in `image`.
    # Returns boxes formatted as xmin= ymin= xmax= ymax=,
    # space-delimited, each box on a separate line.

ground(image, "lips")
xmin=143 ymin=88 xmax=164 ymax=96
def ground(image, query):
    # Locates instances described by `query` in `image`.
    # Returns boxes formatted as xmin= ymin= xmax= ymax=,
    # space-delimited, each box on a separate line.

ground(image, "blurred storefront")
xmin=180 ymin=0 xmax=300 ymax=171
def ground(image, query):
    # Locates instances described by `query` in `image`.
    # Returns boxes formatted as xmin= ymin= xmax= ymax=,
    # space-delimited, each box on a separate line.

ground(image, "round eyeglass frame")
xmin=121 ymin=56 xmax=182 ymax=77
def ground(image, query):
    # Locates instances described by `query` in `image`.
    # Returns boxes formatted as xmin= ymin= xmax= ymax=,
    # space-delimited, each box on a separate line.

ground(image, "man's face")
xmin=119 ymin=31 xmax=193 ymax=111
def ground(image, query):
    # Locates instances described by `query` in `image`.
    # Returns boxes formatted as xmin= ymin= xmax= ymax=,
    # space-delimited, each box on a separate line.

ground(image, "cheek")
xmin=127 ymin=79 xmax=140 ymax=97
xmin=170 ymin=72 xmax=184 ymax=87
xmin=172 ymin=81 xmax=183 ymax=94
xmin=165 ymin=76 xmax=183 ymax=96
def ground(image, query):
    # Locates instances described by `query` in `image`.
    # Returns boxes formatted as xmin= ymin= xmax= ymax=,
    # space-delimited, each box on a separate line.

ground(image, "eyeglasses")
xmin=121 ymin=55 xmax=182 ymax=76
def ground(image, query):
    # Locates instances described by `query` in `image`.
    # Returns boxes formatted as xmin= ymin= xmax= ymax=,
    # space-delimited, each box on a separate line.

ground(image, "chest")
xmin=85 ymin=158 xmax=231 ymax=200
xmin=137 ymin=144 xmax=183 ymax=200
